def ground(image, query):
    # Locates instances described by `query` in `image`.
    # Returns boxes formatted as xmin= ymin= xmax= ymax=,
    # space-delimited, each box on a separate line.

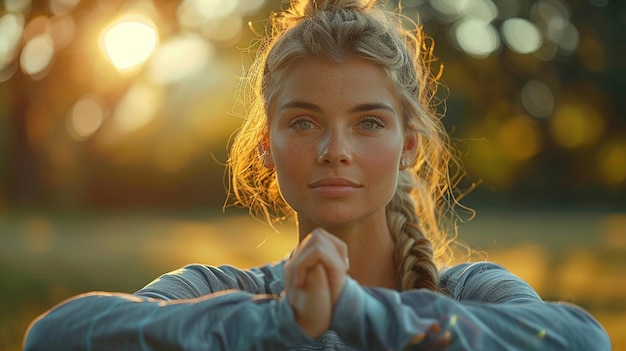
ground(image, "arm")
xmin=331 ymin=262 xmax=611 ymax=351
xmin=23 ymin=264 xmax=310 ymax=351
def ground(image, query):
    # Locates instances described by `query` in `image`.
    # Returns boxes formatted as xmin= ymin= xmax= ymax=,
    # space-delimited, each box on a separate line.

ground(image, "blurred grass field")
xmin=1 ymin=208 xmax=624 ymax=350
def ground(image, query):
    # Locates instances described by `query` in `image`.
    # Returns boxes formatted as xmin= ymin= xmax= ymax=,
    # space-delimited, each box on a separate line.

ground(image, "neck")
xmin=297 ymin=216 xmax=397 ymax=289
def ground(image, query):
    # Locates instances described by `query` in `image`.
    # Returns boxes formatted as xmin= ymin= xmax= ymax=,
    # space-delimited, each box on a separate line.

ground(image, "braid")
xmin=388 ymin=171 xmax=439 ymax=291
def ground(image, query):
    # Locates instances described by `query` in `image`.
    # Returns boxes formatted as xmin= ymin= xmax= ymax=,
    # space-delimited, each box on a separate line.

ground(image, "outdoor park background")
xmin=0 ymin=0 xmax=625 ymax=350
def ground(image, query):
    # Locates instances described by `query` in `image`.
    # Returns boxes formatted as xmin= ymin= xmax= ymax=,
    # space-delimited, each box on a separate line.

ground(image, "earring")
xmin=400 ymin=159 xmax=406 ymax=168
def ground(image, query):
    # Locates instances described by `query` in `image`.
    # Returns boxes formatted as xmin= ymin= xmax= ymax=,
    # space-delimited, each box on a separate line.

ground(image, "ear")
xmin=259 ymin=134 xmax=274 ymax=169
xmin=400 ymin=131 xmax=418 ymax=170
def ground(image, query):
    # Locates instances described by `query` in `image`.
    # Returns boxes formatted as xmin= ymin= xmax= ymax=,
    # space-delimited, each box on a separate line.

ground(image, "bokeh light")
xmin=496 ymin=114 xmax=542 ymax=160
xmin=453 ymin=19 xmax=500 ymax=58
xmin=23 ymin=15 xmax=48 ymax=41
xmin=549 ymin=102 xmax=605 ymax=149
xmin=532 ymin=0 xmax=571 ymax=32
xmin=201 ymin=13 xmax=243 ymax=44
xmin=45 ymin=14 xmax=76 ymax=50
xmin=67 ymin=96 xmax=105 ymax=141
xmin=501 ymin=18 xmax=542 ymax=54
xmin=534 ymin=41 xmax=558 ymax=62
xmin=554 ymin=22 xmax=579 ymax=53
xmin=521 ymin=80 xmax=554 ymax=118
xmin=176 ymin=0 xmax=260 ymax=45
xmin=531 ymin=0 xmax=579 ymax=54
xmin=235 ymin=0 xmax=267 ymax=16
xmin=112 ymin=81 xmax=162 ymax=134
xmin=100 ymin=16 xmax=159 ymax=72
xmin=598 ymin=139 xmax=626 ymax=185
xmin=146 ymin=33 xmax=214 ymax=85
xmin=4 ymin=0 xmax=31 ymax=12
xmin=458 ymin=0 xmax=498 ymax=23
xmin=463 ymin=103 xmax=541 ymax=188
xmin=48 ymin=0 xmax=81 ymax=15
xmin=20 ymin=34 xmax=55 ymax=78
xmin=177 ymin=0 xmax=239 ymax=25
xmin=429 ymin=0 xmax=461 ymax=22
xmin=0 ymin=13 xmax=24 ymax=80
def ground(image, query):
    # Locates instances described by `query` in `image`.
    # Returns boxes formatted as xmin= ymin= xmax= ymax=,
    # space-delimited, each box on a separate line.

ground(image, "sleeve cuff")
xmin=331 ymin=277 xmax=362 ymax=329
xmin=330 ymin=277 xmax=366 ymax=340
xmin=329 ymin=277 xmax=440 ymax=350
xmin=273 ymin=295 xmax=313 ymax=346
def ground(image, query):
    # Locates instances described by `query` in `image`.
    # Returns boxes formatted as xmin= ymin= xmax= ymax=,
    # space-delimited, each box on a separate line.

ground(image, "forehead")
xmin=272 ymin=56 xmax=398 ymax=108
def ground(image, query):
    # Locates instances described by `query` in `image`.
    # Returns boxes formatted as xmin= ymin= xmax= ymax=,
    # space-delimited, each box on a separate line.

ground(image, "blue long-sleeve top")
xmin=23 ymin=260 xmax=611 ymax=350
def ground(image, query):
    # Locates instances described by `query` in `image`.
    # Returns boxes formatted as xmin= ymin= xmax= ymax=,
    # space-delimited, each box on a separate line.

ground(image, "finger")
xmin=291 ymin=232 xmax=348 ymax=288
xmin=298 ymin=230 xmax=350 ymax=304
xmin=291 ymin=263 xmax=332 ymax=338
xmin=310 ymin=228 xmax=349 ymax=268
xmin=297 ymin=229 xmax=348 ymax=267
xmin=308 ymin=263 xmax=328 ymax=290
xmin=284 ymin=235 xmax=314 ymax=289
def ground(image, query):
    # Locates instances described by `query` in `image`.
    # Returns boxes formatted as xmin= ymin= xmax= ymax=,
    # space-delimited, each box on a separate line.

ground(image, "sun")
xmin=100 ymin=15 xmax=159 ymax=72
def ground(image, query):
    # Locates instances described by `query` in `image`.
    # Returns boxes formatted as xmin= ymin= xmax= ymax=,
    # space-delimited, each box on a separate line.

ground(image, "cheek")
xmin=364 ymin=140 xmax=402 ymax=169
xmin=365 ymin=142 xmax=403 ymax=190
xmin=271 ymin=138 xmax=312 ymax=182
xmin=270 ymin=145 xmax=313 ymax=211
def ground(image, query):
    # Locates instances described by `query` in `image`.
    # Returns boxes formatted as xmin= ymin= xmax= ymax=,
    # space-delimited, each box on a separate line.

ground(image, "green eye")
xmin=359 ymin=117 xmax=385 ymax=130
xmin=298 ymin=120 xmax=313 ymax=129
xmin=362 ymin=120 xmax=375 ymax=129
xmin=289 ymin=118 xmax=314 ymax=130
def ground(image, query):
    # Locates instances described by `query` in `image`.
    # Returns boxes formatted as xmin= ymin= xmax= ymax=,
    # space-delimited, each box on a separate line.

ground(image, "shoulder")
xmin=439 ymin=261 xmax=542 ymax=304
xmin=135 ymin=260 xmax=286 ymax=300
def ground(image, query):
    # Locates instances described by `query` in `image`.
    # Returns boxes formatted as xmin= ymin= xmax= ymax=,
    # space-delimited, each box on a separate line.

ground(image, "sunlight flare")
xmin=100 ymin=15 xmax=159 ymax=72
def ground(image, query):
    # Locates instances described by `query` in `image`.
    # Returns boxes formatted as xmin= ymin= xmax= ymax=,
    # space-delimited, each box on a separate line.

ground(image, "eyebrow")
xmin=279 ymin=101 xmax=395 ymax=114
xmin=348 ymin=103 xmax=395 ymax=114
xmin=278 ymin=101 xmax=323 ymax=112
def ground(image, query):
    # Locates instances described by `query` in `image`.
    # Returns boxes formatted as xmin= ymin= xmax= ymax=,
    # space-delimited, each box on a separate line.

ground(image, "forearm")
xmin=331 ymin=278 xmax=611 ymax=351
xmin=24 ymin=291 xmax=309 ymax=351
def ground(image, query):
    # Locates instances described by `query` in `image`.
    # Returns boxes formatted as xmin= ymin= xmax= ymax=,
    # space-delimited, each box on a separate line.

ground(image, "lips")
xmin=309 ymin=177 xmax=362 ymax=188
xmin=308 ymin=177 xmax=362 ymax=198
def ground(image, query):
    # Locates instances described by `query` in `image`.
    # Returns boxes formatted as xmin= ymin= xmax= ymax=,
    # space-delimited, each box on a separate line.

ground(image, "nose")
xmin=317 ymin=130 xmax=352 ymax=165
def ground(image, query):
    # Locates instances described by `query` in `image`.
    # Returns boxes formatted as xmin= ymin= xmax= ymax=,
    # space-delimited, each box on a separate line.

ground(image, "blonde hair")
xmin=227 ymin=0 xmax=464 ymax=291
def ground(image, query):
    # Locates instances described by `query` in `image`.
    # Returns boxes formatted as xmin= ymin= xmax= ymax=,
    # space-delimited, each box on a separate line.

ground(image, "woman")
xmin=24 ymin=0 xmax=610 ymax=350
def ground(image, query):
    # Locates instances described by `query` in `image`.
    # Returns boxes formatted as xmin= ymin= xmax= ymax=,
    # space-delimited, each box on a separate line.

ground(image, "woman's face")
xmin=266 ymin=57 xmax=416 ymax=230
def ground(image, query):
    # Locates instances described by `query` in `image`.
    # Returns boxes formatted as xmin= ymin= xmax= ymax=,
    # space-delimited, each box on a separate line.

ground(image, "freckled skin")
xmin=266 ymin=56 xmax=416 ymax=236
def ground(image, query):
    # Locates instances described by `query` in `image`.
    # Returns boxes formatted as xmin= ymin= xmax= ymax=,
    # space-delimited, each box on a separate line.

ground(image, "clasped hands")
xmin=284 ymin=228 xmax=350 ymax=338
xmin=283 ymin=229 xmax=451 ymax=348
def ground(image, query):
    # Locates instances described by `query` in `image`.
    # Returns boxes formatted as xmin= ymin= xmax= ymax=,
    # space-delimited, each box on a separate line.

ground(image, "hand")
xmin=284 ymin=228 xmax=350 ymax=338
xmin=286 ymin=262 xmax=331 ymax=338
xmin=289 ymin=229 xmax=350 ymax=304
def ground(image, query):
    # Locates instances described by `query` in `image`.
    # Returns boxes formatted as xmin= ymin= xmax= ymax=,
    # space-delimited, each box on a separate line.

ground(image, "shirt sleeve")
xmin=134 ymin=263 xmax=288 ymax=299
xmin=330 ymin=261 xmax=611 ymax=351
xmin=23 ymin=263 xmax=311 ymax=351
